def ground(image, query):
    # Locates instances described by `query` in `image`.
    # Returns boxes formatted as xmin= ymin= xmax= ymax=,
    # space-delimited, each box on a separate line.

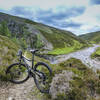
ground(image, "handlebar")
xmin=17 ymin=49 xmax=39 ymax=57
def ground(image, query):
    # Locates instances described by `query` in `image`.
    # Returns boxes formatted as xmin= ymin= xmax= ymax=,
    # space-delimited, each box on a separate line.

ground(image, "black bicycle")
xmin=6 ymin=49 xmax=52 ymax=93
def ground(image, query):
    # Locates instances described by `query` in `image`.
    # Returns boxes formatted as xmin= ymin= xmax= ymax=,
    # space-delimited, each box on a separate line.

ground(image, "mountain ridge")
xmin=79 ymin=31 xmax=100 ymax=43
xmin=0 ymin=12 xmax=88 ymax=55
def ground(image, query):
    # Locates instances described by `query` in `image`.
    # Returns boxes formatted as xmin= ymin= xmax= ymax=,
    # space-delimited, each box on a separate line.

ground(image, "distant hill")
xmin=0 ymin=12 xmax=88 ymax=55
xmin=79 ymin=31 xmax=100 ymax=43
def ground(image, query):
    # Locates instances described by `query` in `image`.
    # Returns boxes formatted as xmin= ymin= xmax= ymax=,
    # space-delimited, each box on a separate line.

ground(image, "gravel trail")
xmin=0 ymin=78 xmax=42 ymax=100
xmin=50 ymin=45 xmax=100 ymax=70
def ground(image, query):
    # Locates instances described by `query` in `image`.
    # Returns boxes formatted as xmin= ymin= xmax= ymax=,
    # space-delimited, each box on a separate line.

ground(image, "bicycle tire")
xmin=6 ymin=63 xmax=29 ymax=84
xmin=34 ymin=62 xmax=52 ymax=93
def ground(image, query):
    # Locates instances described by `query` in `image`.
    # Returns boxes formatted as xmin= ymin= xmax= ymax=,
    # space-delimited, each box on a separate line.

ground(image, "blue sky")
xmin=0 ymin=0 xmax=100 ymax=35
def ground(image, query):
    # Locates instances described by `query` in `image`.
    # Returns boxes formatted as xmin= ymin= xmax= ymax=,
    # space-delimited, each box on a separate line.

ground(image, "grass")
xmin=91 ymin=47 xmax=100 ymax=58
xmin=0 ymin=35 xmax=19 ymax=81
xmin=48 ymin=47 xmax=74 ymax=55
xmin=48 ymin=40 xmax=85 ymax=55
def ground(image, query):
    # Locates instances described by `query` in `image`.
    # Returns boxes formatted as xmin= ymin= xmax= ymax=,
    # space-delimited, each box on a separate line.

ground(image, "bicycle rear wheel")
xmin=34 ymin=62 xmax=52 ymax=93
xmin=6 ymin=63 xmax=29 ymax=84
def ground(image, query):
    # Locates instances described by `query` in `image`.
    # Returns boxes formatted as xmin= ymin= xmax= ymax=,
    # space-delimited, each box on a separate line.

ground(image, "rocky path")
xmin=50 ymin=45 xmax=100 ymax=70
xmin=0 ymin=78 xmax=41 ymax=100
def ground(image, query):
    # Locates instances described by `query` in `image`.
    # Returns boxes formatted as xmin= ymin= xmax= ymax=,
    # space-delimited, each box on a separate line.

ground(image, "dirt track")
xmin=51 ymin=45 xmax=100 ymax=70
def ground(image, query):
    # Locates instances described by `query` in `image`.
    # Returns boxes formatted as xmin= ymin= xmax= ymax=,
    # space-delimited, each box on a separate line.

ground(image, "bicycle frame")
xmin=24 ymin=54 xmax=34 ymax=68
xmin=18 ymin=53 xmax=35 ymax=71
xmin=17 ymin=51 xmax=47 ymax=79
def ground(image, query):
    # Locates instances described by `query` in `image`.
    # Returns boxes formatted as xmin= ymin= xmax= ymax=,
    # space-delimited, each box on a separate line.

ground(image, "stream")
xmin=49 ymin=45 xmax=100 ymax=70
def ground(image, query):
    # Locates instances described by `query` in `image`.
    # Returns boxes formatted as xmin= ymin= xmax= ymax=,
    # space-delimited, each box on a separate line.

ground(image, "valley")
xmin=0 ymin=12 xmax=100 ymax=100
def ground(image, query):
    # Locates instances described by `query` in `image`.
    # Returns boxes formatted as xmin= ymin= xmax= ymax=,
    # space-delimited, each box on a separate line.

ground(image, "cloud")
xmin=10 ymin=7 xmax=36 ymax=19
xmin=66 ymin=25 xmax=100 ymax=35
xmin=35 ymin=7 xmax=85 ymax=29
xmin=71 ymin=5 xmax=100 ymax=24
xmin=0 ymin=0 xmax=89 ymax=10
xmin=9 ymin=6 xmax=85 ymax=20
xmin=53 ymin=21 xmax=82 ymax=29
xmin=90 ymin=0 xmax=100 ymax=5
xmin=37 ymin=7 xmax=85 ymax=20
xmin=69 ymin=5 xmax=100 ymax=34
xmin=5 ymin=6 xmax=84 ymax=30
xmin=12 ymin=7 xmax=32 ymax=15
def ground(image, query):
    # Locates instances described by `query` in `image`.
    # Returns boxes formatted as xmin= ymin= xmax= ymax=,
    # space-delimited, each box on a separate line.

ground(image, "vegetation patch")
xmin=48 ymin=40 xmax=85 ymax=55
xmin=0 ymin=35 xmax=19 ymax=81
xmin=39 ymin=29 xmax=88 ymax=55
xmin=91 ymin=47 xmax=100 ymax=58
xmin=33 ymin=58 xmax=100 ymax=100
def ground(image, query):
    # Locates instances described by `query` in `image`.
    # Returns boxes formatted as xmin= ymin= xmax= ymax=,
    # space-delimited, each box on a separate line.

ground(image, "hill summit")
xmin=79 ymin=31 xmax=100 ymax=44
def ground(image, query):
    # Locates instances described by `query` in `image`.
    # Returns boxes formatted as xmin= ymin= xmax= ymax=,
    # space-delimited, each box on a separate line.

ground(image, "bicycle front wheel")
xmin=6 ymin=63 xmax=29 ymax=84
xmin=34 ymin=62 xmax=52 ymax=93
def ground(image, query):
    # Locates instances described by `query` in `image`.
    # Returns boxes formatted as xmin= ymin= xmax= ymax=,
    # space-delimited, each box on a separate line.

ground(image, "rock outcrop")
xmin=50 ymin=70 xmax=74 ymax=99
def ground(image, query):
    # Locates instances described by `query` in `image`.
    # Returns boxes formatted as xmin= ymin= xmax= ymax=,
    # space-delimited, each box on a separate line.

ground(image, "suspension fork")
xmin=19 ymin=57 xmax=22 ymax=65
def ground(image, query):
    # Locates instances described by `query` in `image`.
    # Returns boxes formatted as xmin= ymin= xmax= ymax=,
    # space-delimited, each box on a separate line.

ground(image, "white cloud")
xmin=69 ymin=5 xmax=100 ymax=35
xmin=71 ymin=5 xmax=100 ymax=23
xmin=0 ymin=0 xmax=89 ymax=10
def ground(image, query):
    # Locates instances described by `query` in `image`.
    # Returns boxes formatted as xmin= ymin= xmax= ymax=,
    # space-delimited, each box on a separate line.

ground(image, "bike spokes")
xmin=34 ymin=63 xmax=52 ymax=93
xmin=6 ymin=63 xmax=29 ymax=84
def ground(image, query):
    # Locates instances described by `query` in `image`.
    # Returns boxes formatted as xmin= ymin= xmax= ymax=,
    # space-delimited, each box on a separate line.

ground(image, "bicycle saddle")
xmin=30 ymin=49 xmax=39 ymax=54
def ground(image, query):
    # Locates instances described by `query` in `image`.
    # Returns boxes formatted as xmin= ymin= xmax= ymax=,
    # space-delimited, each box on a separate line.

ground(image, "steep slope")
xmin=0 ymin=35 xmax=19 ymax=80
xmin=80 ymin=31 xmax=100 ymax=43
xmin=0 ymin=12 xmax=88 ymax=55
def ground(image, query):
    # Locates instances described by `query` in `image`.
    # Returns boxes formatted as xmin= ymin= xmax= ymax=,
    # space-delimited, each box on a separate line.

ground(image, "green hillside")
xmin=0 ymin=35 xmax=19 ymax=80
xmin=0 ymin=12 xmax=88 ymax=55
xmin=80 ymin=31 xmax=100 ymax=43
xmin=34 ymin=24 xmax=88 ymax=55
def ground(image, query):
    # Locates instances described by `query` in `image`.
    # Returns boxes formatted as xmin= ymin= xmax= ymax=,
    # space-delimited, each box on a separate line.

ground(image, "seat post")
xmin=32 ymin=53 xmax=34 ymax=69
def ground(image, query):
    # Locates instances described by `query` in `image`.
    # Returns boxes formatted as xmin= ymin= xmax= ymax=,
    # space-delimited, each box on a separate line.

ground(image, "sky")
xmin=0 ymin=0 xmax=100 ymax=35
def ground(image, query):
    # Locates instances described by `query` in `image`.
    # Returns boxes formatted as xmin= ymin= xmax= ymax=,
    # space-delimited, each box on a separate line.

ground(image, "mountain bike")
xmin=6 ymin=49 xmax=52 ymax=93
